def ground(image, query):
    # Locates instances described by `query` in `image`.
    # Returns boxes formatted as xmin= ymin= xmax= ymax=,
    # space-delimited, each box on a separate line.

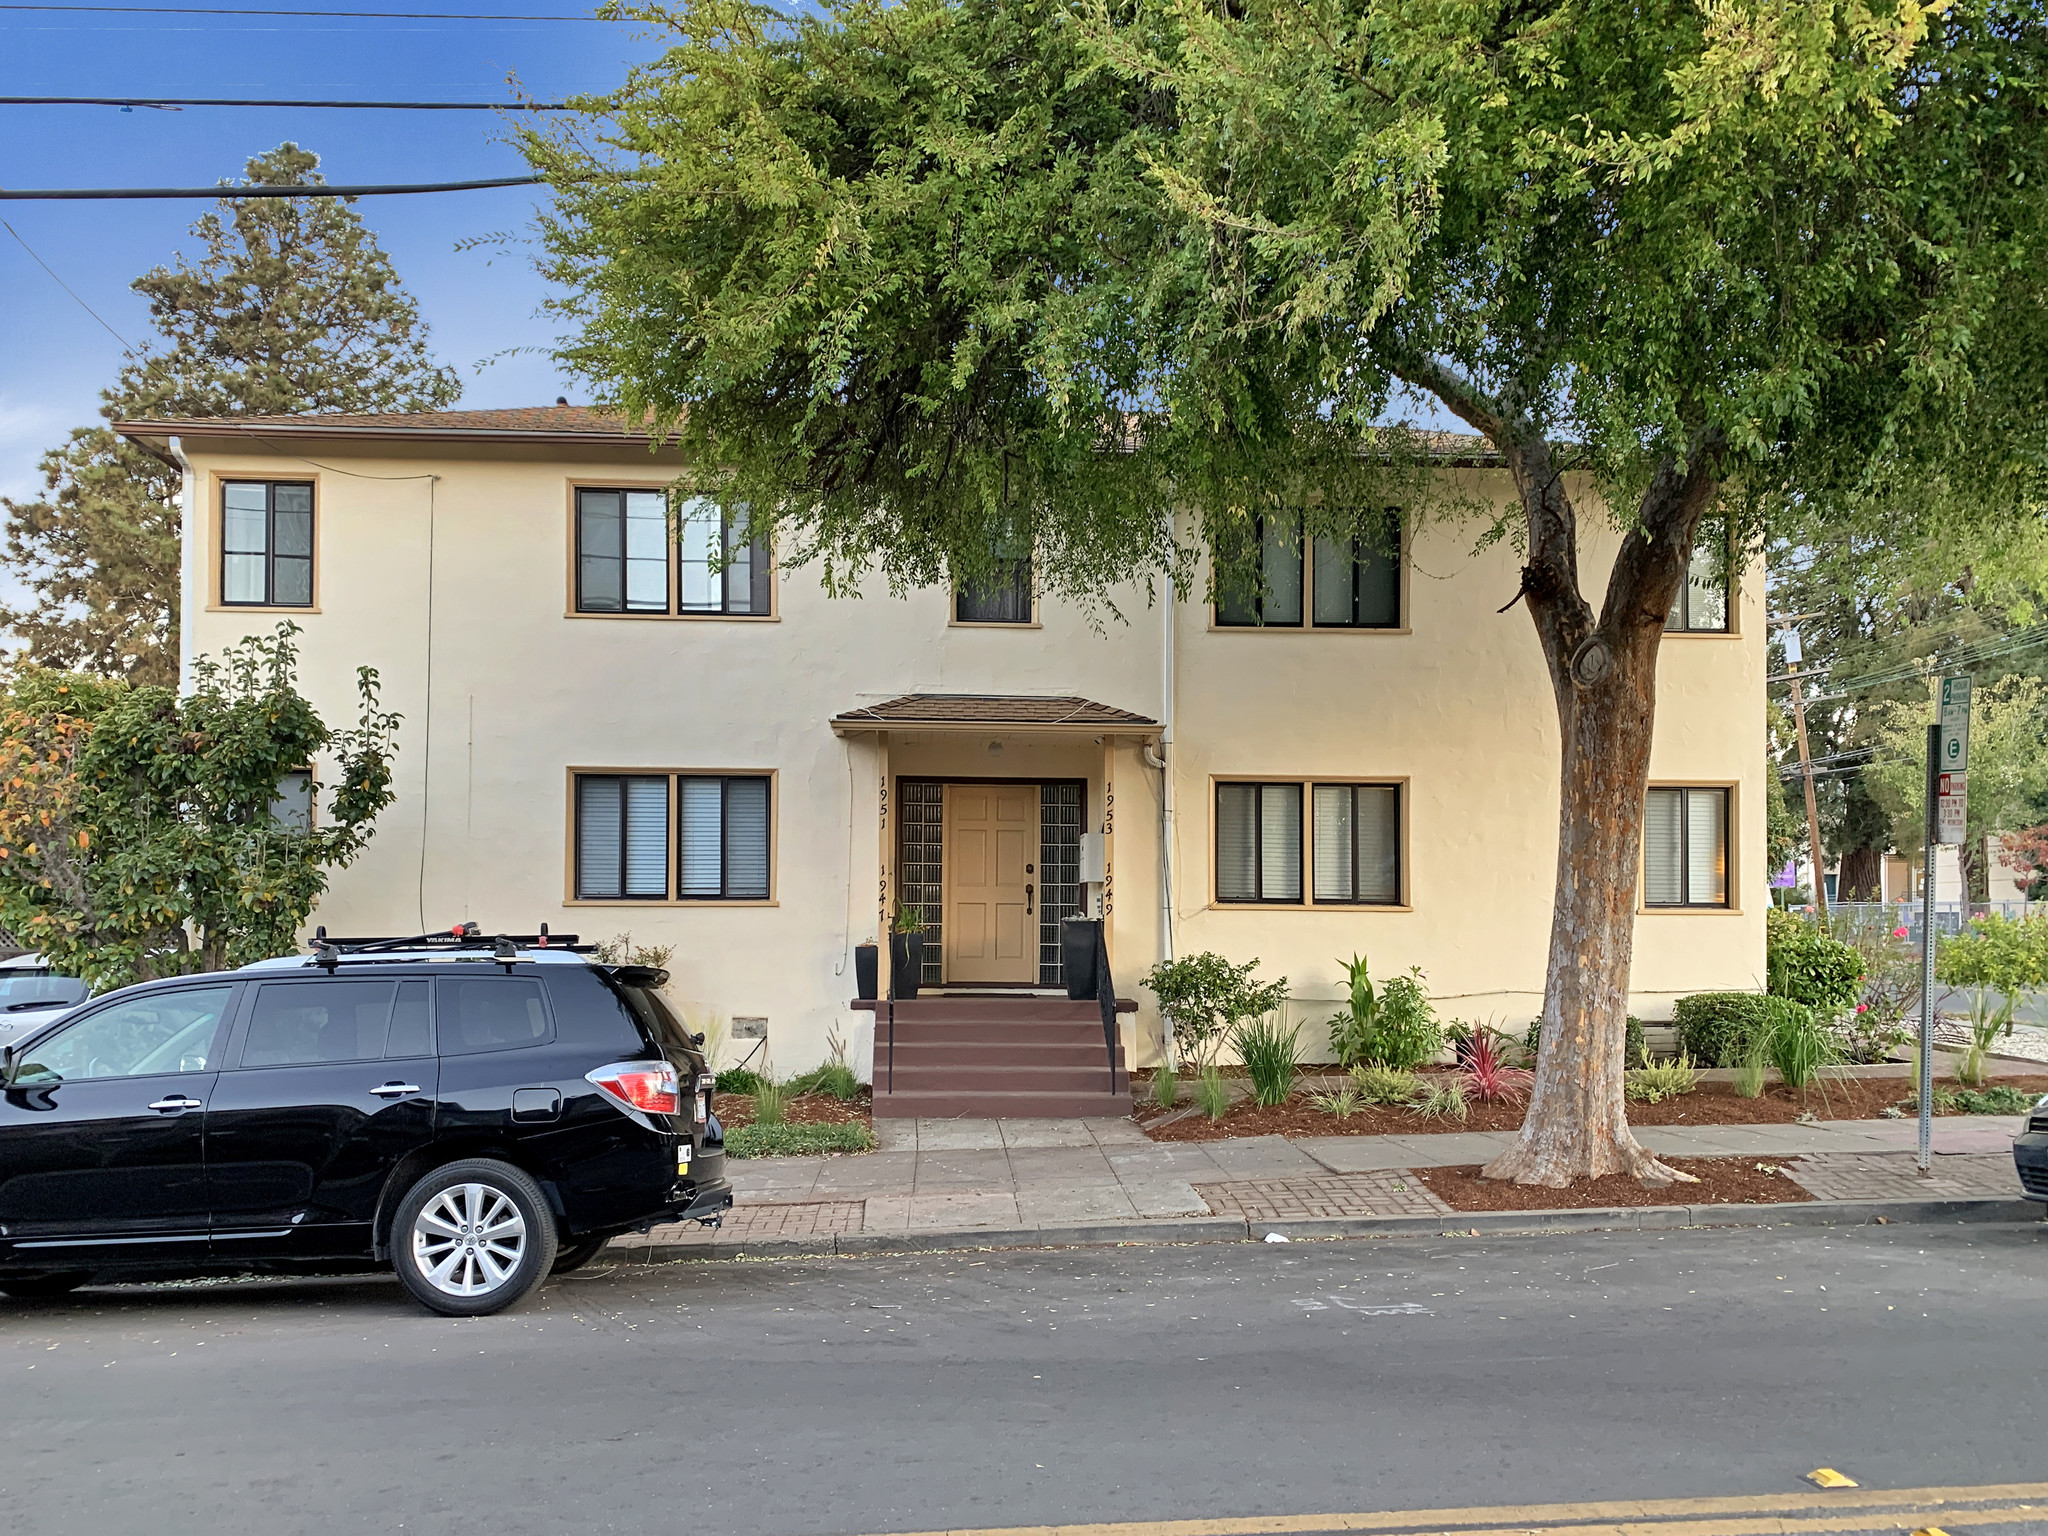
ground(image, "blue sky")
xmin=0 ymin=3 xmax=669 ymax=506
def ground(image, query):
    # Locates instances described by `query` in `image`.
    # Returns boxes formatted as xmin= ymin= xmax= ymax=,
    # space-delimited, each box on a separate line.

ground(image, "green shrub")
xmin=1309 ymin=1087 xmax=1360 ymax=1118
xmin=715 ymin=1068 xmax=765 ymax=1095
xmin=1731 ymin=1051 xmax=1767 ymax=1098
xmin=1765 ymin=909 xmax=1866 ymax=1015
xmin=725 ymin=1121 xmax=875 ymax=1158
xmin=1328 ymin=954 xmax=1443 ymax=1069
xmin=1624 ymin=1056 xmax=1699 ymax=1103
xmin=1938 ymin=1084 xmax=2039 ymax=1116
xmin=1151 ymin=1066 xmax=1179 ymax=1110
xmin=1143 ymin=952 xmax=1290 ymax=1069
xmin=1193 ymin=1065 xmax=1231 ymax=1120
xmin=785 ymin=1062 xmax=863 ymax=1100
xmin=751 ymin=1078 xmax=788 ymax=1126
xmin=1411 ymin=1079 xmax=1468 ymax=1121
xmin=1232 ymin=1015 xmax=1303 ymax=1106
xmin=1673 ymin=993 xmax=1813 ymax=1068
xmin=1349 ymin=1064 xmax=1420 ymax=1105
xmin=1522 ymin=1016 xmax=1646 ymax=1068
xmin=1764 ymin=1002 xmax=1837 ymax=1090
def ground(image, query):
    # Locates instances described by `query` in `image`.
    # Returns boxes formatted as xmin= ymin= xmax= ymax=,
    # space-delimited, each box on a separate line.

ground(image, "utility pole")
xmin=1783 ymin=628 xmax=1828 ymax=919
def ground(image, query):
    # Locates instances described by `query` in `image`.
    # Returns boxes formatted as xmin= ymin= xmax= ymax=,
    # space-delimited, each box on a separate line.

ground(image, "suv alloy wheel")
xmin=391 ymin=1158 xmax=558 ymax=1317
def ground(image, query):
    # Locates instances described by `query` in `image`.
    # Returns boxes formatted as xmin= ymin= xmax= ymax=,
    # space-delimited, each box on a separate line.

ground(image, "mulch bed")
xmin=1416 ymin=1157 xmax=1815 ymax=1211
xmin=1139 ymin=1072 xmax=2048 ymax=1142
xmin=715 ymin=1090 xmax=872 ymax=1133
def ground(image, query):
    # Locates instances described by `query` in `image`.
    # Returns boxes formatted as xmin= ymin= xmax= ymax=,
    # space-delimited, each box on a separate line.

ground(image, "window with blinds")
xmin=1215 ymin=782 xmax=1304 ymax=902
xmin=222 ymin=480 xmax=314 ymax=607
xmin=1312 ymin=783 xmax=1401 ymax=903
xmin=1666 ymin=517 xmax=1731 ymax=632
xmin=678 ymin=499 xmax=773 ymax=616
xmin=677 ymin=776 xmax=772 ymax=899
xmin=1643 ymin=786 xmax=1729 ymax=906
xmin=575 ymin=775 xmax=671 ymax=899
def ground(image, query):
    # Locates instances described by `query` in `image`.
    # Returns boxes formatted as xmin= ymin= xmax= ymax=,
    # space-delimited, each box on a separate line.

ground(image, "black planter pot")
xmin=854 ymin=943 xmax=879 ymax=1002
xmin=889 ymin=932 xmax=925 ymax=999
xmin=1062 ymin=917 xmax=1102 ymax=1000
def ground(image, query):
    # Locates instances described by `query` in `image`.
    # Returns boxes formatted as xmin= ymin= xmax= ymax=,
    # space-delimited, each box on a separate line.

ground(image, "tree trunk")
xmin=1839 ymin=845 xmax=1883 ymax=903
xmin=1475 ymin=435 xmax=1724 ymax=1188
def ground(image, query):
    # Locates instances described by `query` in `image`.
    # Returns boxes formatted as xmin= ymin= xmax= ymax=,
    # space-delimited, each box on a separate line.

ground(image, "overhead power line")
xmin=1775 ymin=621 xmax=2048 ymax=705
xmin=2 ymin=95 xmax=574 ymax=108
xmin=0 ymin=3 xmax=613 ymax=17
xmin=0 ymin=216 xmax=141 ymax=353
xmin=0 ymin=175 xmax=544 ymax=199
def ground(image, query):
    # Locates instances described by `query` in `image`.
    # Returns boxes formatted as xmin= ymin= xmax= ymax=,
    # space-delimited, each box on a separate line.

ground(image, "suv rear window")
xmin=609 ymin=978 xmax=696 ymax=1054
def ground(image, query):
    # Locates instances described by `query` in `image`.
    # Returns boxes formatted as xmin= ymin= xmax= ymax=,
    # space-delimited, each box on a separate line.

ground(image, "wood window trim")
xmin=204 ymin=471 xmax=322 ymax=614
xmin=562 ymin=765 xmax=780 ymax=906
xmin=562 ymin=479 xmax=780 ymax=622
xmin=1638 ymin=780 xmax=1742 ymax=914
xmin=1208 ymin=511 xmax=1411 ymax=635
xmin=1207 ymin=774 xmax=1413 ymax=912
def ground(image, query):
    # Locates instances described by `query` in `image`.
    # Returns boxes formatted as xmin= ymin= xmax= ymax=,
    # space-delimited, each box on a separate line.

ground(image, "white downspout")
xmin=1142 ymin=579 xmax=1176 ymax=1066
xmin=169 ymin=435 xmax=197 ymax=694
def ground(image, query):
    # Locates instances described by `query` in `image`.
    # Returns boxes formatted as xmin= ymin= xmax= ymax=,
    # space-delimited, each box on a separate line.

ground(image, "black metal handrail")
xmin=1093 ymin=926 xmax=1119 ymax=1094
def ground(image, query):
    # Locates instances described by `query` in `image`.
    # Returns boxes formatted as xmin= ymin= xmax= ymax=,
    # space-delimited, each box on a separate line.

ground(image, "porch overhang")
xmin=830 ymin=693 xmax=1159 ymax=738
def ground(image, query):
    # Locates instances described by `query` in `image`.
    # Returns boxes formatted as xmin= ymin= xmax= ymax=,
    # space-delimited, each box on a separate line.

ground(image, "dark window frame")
xmin=572 ymin=489 xmax=774 ymax=617
xmin=1309 ymin=780 xmax=1404 ymax=906
xmin=1643 ymin=785 xmax=1731 ymax=908
xmin=675 ymin=774 xmax=773 ymax=900
xmin=678 ymin=502 xmax=774 ymax=617
xmin=1214 ymin=780 xmax=1306 ymax=904
xmin=1666 ymin=518 xmax=1733 ymax=634
xmin=573 ymin=772 xmax=673 ymax=902
xmin=220 ymin=479 xmax=315 ymax=608
xmin=571 ymin=770 xmax=774 ymax=903
xmin=1216 ymin=509 xmax=1403 ymax=629
xmin=954 ymin=555 xmax=1036 ymax=625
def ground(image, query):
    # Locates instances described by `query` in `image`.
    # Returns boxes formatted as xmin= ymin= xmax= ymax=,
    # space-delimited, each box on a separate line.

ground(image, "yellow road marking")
xmin=838 ymin=1484 xmax=2048 ymax=1536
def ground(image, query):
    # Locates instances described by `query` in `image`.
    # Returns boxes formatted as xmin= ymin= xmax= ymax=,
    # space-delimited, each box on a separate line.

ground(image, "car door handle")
xmin=369 ymin=1083 xmax=421 ymax=1098
xmin=148 ymin=1096 xmax=205 ymax=1113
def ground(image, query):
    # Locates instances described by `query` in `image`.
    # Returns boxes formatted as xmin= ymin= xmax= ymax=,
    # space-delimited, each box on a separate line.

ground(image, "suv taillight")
xmin=587 ymin=1060 xmax=681 ymax=1117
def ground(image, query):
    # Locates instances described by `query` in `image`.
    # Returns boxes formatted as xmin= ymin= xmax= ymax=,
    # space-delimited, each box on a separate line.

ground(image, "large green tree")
xmin=525 ymin=0 xmax=2048 ymax=1183
xmin=0 ymin=144 xmax=461 ymax=685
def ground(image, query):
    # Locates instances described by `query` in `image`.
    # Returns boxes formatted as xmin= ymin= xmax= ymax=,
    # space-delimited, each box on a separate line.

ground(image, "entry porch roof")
xmin=831 ymin=694 xmax=1158 ymax=736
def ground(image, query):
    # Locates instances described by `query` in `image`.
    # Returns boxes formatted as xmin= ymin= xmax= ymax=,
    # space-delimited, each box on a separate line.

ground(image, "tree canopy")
xmin=0 ymin=144 xmax=461 ymax=685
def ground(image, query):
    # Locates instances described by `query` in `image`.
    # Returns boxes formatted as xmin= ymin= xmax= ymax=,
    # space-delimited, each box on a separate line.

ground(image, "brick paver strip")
xmin=1789 ymin=1152 xmax=2023 ymax=1202
xmin=1196 ymin=1170 xmax=1454 ymax=1220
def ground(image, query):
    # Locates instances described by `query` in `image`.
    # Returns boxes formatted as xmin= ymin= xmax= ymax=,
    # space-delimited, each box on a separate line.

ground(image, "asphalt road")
xmin=5 ymin=1222 xmax=2048 ymax=1536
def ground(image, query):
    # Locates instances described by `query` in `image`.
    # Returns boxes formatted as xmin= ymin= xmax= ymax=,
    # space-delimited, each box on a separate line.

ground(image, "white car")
xmin=0 ymin=955 xmax=90 ymax=1052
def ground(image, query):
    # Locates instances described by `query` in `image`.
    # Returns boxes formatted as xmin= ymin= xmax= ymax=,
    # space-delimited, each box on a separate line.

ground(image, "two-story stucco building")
xmin=120 ymin=405 xmax=1767 ymax=1112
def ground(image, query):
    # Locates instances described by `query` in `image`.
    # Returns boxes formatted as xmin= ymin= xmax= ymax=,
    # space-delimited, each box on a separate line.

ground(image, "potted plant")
xmin=854 ymin=938 xmax=879 ymax=1001
xmin=889 ymin=906 xmax=926 ymax=999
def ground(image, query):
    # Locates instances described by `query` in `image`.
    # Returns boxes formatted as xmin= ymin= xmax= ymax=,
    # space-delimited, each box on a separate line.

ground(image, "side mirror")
xmin=691 ymin=1032 xmax=706 ymax=1048
xmin=1 ymin=1044 xmax=14 ymax=1086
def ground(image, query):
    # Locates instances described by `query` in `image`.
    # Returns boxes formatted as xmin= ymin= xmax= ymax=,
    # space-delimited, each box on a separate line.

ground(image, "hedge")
xmin=723 ymin=1121 xmax=876 ymax=1159
xmin=1764 ymin=909 xmax=1864 ymax=1014
xmin=1673 ymin=992 xmax=1814 ymax=1067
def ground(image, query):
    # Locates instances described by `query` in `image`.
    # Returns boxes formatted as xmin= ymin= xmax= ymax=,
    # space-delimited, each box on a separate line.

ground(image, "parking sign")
xmin=1938 ymin=674 xmax=1971 ymax=771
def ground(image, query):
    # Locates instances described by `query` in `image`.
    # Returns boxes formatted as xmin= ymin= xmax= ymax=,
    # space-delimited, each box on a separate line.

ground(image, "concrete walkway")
xmin=598 ymin=1113 xmax=2033 ymax=1254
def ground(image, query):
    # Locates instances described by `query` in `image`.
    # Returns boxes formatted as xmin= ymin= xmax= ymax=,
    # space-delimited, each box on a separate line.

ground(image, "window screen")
xmin=1311 ymin=511 xmax=1401 ymax=628
xmin=1312 ymin=783 xmax=1400 ymax=903
xmin=678 ymin=775 xmax=772 ymax=899
xmin=577 ymin=488 xmax=670 ymax=613
xmin=221 ymin=481 xmax=313 ymax=607
xmin=678 ymin=499 xmax=772 ymax=615
xmin=575 ymin=775 xmax=671 ymax=899
xmin=1215 ymin=516 xmax=1305 ymax=627
xmin=956 ymin=557 xmax=1034 ymax=623
xmin=241 ymin=981 xmax=398 ymax=1067
xmin=1644 ymin=787 xmax=1729 ymax=906
xmin=1667 ymin=518 xmax=1731 ymax=632
xmin=1215 ymin=782 xmax=1303 ymax=902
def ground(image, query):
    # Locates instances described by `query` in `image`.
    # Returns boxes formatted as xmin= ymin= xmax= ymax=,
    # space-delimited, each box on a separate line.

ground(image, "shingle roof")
xmin=115 ymin=404 xmax=658 ymax=446
xmin=833 ymin=694 xmax=1158 ymax=730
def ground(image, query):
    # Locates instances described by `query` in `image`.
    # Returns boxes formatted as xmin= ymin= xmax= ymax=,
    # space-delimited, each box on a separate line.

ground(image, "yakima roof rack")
xmin=309 ymin=922 xmax=591 ymax=954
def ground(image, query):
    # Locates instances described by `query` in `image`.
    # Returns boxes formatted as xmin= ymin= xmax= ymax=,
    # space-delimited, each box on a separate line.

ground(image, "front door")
xmin=944 ymin=782 xmax=1039 ymax=983
xmin=0 ymin=984 xmax=236 ymax=1266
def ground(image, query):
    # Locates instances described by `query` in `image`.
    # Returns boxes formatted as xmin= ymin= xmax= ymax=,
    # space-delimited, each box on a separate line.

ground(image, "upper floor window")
xmin=573 ymin=770 xmax=772 ymax=902
xmin=1643 ymin=786 xmax=1729 ymax=907
xmin=222 ymin=480 xmax=313 ymax=607
xmin=269 ymin=769 xmax=314 ymax=832
xmin=955 ymin=551 xmax=1034 ymax=624
xmin=574 ymin=490 xmax=770 ymax=617
xmin=1667 ymin=518 xmax=1730 ymax=632
xmin=1216 ymin=511 xmax=1400 ymax=629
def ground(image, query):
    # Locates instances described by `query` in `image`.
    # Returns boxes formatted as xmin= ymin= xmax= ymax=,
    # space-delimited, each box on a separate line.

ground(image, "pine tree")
xmin=0 ymin=144 xmax=461 ymax=683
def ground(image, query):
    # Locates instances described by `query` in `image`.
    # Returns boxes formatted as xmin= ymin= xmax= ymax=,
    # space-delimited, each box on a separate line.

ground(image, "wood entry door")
xmin=943 ymin=783 xmax=1039 ymax=983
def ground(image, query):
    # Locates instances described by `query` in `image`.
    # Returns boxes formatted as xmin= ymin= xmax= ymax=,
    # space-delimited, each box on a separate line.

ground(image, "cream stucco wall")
xmin=177 ymin=434 xmax=1766 ymax=1078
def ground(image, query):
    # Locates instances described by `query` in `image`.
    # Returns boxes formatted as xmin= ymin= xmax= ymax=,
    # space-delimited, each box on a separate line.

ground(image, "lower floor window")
xmin=1216 ymin=782 xmax=1304 ymax=903
xmin=1644 ymin=786 xmax=1729 ymax=907
xmin=574 ymin=772 xmax=772 ymax=901
xmin=1217 ymin=778 xmax=1403 ymax=906
xmin=1312 ymin=783 xmax=1400 ymax=904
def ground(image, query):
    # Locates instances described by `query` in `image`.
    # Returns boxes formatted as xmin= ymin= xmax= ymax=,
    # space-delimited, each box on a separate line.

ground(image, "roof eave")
xmin=830 ymin=717 xmax=1159 ymax=737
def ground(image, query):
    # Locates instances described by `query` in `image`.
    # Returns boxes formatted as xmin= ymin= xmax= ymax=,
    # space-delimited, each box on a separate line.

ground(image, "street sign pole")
xmin=1919 ymin=722 xmax=1938 ymax=1175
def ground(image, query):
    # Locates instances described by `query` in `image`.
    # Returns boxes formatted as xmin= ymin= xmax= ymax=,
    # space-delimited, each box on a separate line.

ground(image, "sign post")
xmin=1920 ymin=675 xmax=1971 ymax=1174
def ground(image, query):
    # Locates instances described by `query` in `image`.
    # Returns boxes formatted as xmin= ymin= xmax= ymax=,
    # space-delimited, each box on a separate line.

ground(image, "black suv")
xmin=0 ymin=931 xmax=730 ymax=1316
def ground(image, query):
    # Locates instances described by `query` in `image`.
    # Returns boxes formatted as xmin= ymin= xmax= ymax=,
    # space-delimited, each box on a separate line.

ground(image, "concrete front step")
xmin=871 ymin=1088 xmax=1132 ymax=1119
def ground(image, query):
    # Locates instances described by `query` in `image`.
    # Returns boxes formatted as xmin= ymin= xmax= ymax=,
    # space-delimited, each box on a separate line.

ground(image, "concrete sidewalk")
xmin=598 ymin=1113 xmax=2036 ymax=1259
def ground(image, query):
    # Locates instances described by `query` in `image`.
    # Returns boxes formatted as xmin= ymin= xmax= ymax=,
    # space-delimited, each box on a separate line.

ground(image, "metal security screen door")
xmin=942 ymin=783 xmax=1040 ymax=983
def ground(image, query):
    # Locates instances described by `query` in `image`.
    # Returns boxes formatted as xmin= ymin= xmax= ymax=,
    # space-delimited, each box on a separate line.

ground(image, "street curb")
xmin=613 ymin=1195 xmax=2040 ymax=1263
